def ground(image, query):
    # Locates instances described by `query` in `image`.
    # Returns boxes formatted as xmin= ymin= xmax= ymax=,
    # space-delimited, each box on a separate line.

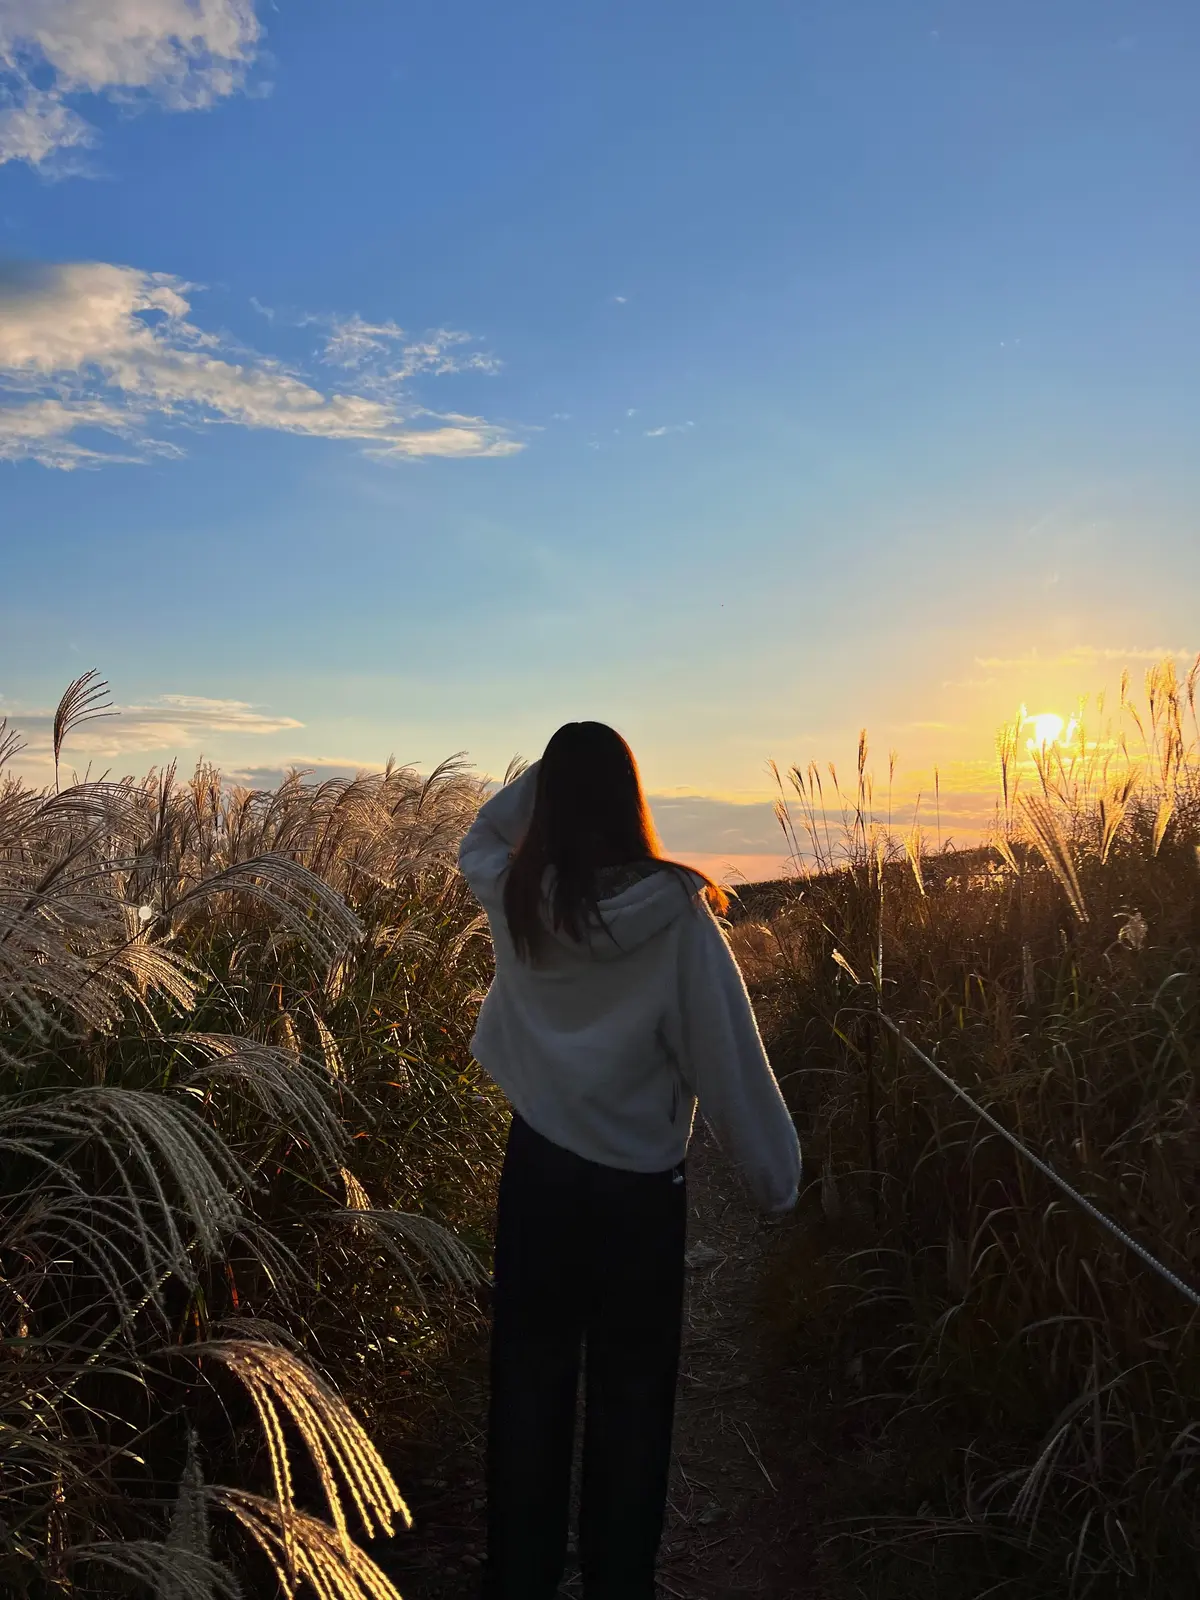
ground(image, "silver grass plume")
xmin=52 ymin=669 xmax=115 ymax=790
xmin=179 ymin=1034 xmax=352 ymax=1179
xmin=327 ymin=1209 xmax=490 ymax=1306
xmin=210 ymin=1490 xmax=406 ymax=1600
xmin=0 ymin=1088 xmax=249 ymax=1296
xmin=67 ymin=1541 xmax=241 ymax=1600
xmin=186 ymin=1341 xmax=411 ymax=1562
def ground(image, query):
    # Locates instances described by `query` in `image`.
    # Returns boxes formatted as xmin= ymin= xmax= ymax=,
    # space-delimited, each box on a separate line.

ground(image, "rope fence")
xmin=870 ymin=1009 xmax=1200 ymax=1312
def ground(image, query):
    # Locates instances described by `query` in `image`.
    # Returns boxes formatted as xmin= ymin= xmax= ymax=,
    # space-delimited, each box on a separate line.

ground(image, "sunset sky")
xmin=3 ymin=2 xmax=1198 ymax=879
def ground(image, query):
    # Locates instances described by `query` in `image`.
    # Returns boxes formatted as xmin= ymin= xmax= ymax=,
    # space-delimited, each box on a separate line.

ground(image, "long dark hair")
xmin=502 ymin=721 xmax=728 ymax=960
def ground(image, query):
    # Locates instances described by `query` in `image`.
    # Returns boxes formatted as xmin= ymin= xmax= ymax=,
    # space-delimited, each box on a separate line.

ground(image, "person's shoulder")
xmin=654 ymin=872 xmax=724 ymax=937
xmin=654 ymin=863 xmax=714 ymax=912
xmin=673 ymin=883 xmax=738 ymax=951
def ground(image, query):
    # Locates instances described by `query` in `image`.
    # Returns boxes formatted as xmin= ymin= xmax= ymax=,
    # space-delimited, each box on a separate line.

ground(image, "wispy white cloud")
xmin=0 ymin=394 xmax=161 ymax=466
xmin=0 ymin=85 xmax=91 ymax=166
xmin=975 ymin=645 xmax=1196 ymax=669
xmin=0 ymin=260 xmax=522 ymax=468
xmin=0 ymin=0 xmax=262 ymax=169
xmin=8 ymin=693 xmax=303 ymax=761
xmin=318 ymin=315 xmax=501 ymax=390
xmin=133 ymin=693 xmax=303 ymax=732
xmin=644 ymin=421 xmax=694 ymax=438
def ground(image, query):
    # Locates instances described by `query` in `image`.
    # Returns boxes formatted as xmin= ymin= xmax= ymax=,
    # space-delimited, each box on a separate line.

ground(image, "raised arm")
xmin=457 ymin=760 xmax=541 ymax=906
xmin=668 ymin=900 xmax=801 ymax=1215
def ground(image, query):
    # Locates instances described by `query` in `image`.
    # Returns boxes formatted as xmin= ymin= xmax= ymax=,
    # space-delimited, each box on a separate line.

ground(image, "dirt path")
xmin=374 ymin=1122 xmax=826 ymax=1599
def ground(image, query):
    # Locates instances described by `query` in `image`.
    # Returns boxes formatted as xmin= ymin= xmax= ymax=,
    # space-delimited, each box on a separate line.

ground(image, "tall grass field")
xmin=2 ymin=662 xmax=1197 ymax=1597
xmin=1 ymin=674 xmax=506 ymax=1598
xmin=730 ymin=658 xmax=1200 ymax=1597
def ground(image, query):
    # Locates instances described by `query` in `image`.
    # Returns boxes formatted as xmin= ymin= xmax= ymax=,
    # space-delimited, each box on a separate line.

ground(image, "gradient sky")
xmin=2 ymin=1 xmax=1198 ymax=878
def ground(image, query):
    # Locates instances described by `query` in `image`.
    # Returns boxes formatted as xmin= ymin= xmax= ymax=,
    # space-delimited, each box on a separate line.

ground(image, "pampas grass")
xmin=1 ymin=677 xmax=500 ymax=1596
xmin=747 ymin=658 xmax=1200 ymax=1596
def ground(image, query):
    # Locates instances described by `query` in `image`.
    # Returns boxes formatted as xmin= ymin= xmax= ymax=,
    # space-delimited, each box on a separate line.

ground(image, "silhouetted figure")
xmin=459 ymin=721 xmax=801 ymax=1600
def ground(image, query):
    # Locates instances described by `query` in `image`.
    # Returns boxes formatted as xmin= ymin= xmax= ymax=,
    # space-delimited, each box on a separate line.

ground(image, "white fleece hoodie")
xmin=458 ymin=761 xmax=802 ymax=1216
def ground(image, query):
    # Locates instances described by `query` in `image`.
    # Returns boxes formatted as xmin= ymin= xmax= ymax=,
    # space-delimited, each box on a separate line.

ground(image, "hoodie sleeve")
xmin=667 ymin=899 xmax=802 ymax=1216
xmin=457 ymin=761 xmax=541 ymax=906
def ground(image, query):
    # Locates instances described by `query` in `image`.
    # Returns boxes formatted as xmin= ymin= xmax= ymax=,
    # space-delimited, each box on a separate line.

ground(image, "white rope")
xmin=874 ymin=1011 xmax=1200 ymax=1311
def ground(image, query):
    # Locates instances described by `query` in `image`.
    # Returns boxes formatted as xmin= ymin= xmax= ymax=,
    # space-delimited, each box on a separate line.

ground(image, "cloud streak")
xmin=644 ymin=421 xmax=695 ymax=438
xmin=8 ymin=693 xmax=303 ymax=756
xmin=0 ymin=261 xmax=522 ymax=468
xmin=0 ymin=0 xmax=262 ymax=168
xmin=318 ymin=315 xmax=502 ymax=389
xmin=975 ymin=645 xmax=1196 ymax=670
xmin=4 ymin=693 xmax=306 ymax=777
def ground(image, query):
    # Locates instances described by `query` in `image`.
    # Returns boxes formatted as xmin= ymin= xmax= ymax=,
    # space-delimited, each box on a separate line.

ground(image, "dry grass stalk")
xmin=180 ymin=1034 xmax=351 ymax=1177
xmin=328 ymin=1208 xmax=490 ymax=1306
xmin=211 ymin=1489 xmax=406 ymax=1600
xmin=191 ymin=1341 xmax=411 ymax=1563
xmin=2 ymin=672 xmax=498 ymax=1594
xmin=749 ymin=655 xmax=1200 ymax=1594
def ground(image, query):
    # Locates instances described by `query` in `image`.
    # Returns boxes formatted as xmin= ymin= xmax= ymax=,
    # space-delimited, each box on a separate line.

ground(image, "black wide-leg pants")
xmin=482 ymin=1110 xmax=688 ymax=1600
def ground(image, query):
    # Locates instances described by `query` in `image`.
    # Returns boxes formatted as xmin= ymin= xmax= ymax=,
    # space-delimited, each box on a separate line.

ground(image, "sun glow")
xmin=1022 ymin=710 xmax=1078 ymax=753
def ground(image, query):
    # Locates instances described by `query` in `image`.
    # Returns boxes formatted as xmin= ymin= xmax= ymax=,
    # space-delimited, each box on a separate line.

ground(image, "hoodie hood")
xmin=541 ymin=864 xmax=705 ymax=961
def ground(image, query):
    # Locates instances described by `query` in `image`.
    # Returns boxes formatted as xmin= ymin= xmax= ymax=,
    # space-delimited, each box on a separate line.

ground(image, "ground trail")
xmin=376 ymin=1123 xmax=822 ymax=1598
xmin=654 ymin=1126 xmax=821 ymax=1600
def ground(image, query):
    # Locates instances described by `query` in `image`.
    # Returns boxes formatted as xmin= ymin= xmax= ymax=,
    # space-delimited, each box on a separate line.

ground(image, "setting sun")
xmin=1023 ymin=711 xmax=1078 ymax=752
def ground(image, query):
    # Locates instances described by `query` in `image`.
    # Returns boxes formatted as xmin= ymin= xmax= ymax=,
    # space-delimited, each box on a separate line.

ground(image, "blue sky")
xmin=2 ymin=1 xmax=1199 ymax=876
